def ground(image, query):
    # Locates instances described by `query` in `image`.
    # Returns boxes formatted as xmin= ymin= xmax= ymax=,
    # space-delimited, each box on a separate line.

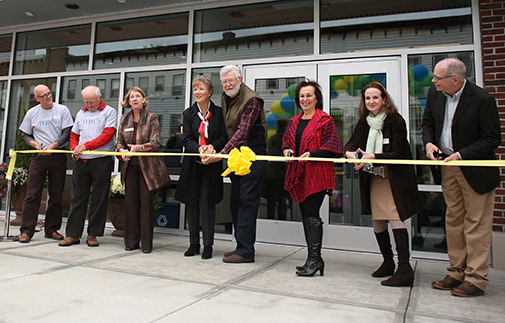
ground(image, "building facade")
xmin=0 ymin=0 xmax=503 ymax=259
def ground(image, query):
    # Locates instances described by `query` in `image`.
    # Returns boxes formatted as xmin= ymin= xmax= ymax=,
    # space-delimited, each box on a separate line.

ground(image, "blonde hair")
xmin=121 ymin=87 xmax=148 ymax=108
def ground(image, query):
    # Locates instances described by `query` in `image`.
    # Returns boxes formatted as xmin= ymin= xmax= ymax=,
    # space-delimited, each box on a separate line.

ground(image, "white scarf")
xmin=365 ymin=111 xmax=386 ymax=154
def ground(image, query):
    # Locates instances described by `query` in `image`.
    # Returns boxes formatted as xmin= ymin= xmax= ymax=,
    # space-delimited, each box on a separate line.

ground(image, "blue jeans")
xmin=229 ymin=160 xmax=267 ymax=259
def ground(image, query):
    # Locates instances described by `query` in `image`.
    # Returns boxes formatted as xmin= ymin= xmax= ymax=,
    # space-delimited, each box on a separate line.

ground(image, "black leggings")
xmin=299 ymin=190 xmax=326 ymax=219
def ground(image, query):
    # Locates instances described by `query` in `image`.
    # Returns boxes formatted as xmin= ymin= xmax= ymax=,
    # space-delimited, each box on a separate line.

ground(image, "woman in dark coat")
xmin=344 ymin=82 xmax=419 ymax=287
xmin=117 ymin=87 xmax=170 ymax=254
xmin=175 ymin=76 xmax=228 ymax=259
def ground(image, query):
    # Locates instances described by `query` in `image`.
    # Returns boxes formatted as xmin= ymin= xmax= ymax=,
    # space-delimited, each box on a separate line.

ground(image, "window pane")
xmin=125 ymin=70 xmax=186 ymax=175
xmin=6 ymin=79 xmax=57 ymax=152
xmin=408 ymin=51 xmax=475 ymax=185
xmin=13 ymin=25 xmax=91 ymax=75
xmin=94 ymin=13 xmax=189 ymax=70
xmin=0 ymin=34 xmax=13 ymax=76
xmin=321 ymin=0 xmax=473 ymax=54
xmin=193 ymin=0 xmax=314 ymax=63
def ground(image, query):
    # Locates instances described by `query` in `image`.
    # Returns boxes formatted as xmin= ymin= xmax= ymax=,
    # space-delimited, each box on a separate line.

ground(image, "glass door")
xmin=319 ymin=58 xmax=403 ymax=252
xmin=244 ymin=58 xmax=404 ymax=252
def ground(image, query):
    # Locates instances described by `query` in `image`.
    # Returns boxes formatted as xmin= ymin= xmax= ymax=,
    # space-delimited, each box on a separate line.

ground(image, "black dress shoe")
xmin=142 ymin=249 xmax=152 ymax=254
xmin=451 ymin=281 xmax=484 ymax=297
xmin=202 ymin=246 xmax=213 ymax=259
xmin=432 ymin=275 xmax=462 ymax=290
xmin=125 ymin=246 xmax=139 ymax=251
xmin=184 ymin=244 xmax=200 ymax=257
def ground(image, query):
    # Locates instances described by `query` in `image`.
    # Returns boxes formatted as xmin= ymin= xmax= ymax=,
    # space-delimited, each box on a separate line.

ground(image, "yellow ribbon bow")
xmin=221 ymin=146 xmax=256 ymax=177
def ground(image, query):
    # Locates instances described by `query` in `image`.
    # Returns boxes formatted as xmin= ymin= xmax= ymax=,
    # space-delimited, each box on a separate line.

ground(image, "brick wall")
xmin=480 ymin=0 xmax=505 ymax=231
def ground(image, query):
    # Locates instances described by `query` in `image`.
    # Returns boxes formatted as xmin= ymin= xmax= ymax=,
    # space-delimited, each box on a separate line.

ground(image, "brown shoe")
xmin=58 ymin=237 xmax=80 ymax=247
xmin=45 ymin=231 xmax=64 ymax=240
xmin=451 ymin=281 xmax=484 ymax=297
xmin=222 ymin=253 xmax=254 ymax=263
xmin=224 ymin=250 xmax=235 ymax=257
xmin=432 ymin=275 xmax=462 ymax=290
xmin=18 ymin=232 xmax=31 ymax=243
xmin=86 ymin=236 xmax=99 ymax=247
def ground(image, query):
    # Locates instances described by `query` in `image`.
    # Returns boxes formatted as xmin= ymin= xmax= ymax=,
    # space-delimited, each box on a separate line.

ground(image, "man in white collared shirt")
xmin=422 ymin=58 xmax=501 ymax=297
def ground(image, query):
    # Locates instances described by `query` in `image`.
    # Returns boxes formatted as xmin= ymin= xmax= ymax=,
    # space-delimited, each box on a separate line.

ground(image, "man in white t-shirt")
xmin=18 ymin=84 xmax=74 ymax=243
xmin=59 ymin=86 xmax=117 ymax=248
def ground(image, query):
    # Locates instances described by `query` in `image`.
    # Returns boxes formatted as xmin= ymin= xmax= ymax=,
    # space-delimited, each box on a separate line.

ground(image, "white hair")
xmin=81 ymin=85 xmax=102 ymax=98
xmin=435 ymin=58 xmax=467 ymax=79
xmin=220 ymin=65 xmax=242 ymax=79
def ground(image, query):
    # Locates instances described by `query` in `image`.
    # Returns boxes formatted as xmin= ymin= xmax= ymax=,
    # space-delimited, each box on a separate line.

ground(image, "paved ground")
xmin=1 ymin=220 xmax=504 ymax=323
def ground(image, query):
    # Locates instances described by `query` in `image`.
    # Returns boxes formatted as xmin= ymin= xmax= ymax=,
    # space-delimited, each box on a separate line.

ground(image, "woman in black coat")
xmin=344 ymin=82 xmax=419 ymax=287
xmin=175 ymin=76 xmax=228 ymax=259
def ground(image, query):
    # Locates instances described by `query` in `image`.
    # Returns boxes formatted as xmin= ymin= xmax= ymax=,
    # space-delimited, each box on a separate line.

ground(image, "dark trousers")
xmin=299 ymin=190 xmax=326 ymax=219
xmin=229 ymin=160 xmax=267 ymax=259
xmin=20 ymin=154 xmax=67 ymax=237
xmin=186 ymin=164 xmax=216 ymax=247
xmin=124 ymin=163 xmax=154 ymax=251
xmin=66 ymin=157 xmax=113 ymax=238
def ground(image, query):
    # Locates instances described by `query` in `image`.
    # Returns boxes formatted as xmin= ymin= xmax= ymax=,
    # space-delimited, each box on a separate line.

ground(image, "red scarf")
xmin=198 ymin=109 xmax=211 ymax=146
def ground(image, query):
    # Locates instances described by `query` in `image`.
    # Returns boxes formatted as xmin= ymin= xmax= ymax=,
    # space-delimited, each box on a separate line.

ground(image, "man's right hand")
xmin=426 ymin=142 xmax=442 ymax=160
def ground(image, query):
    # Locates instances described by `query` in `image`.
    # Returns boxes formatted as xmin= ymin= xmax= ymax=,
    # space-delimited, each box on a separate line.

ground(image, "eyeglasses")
xmin=221 ymin=77 xmax=239 ymax=85
xmin=432 ymin=74 xmax=455 ymax=82
xmin=36 ymin=92 xmax=52 ymax=99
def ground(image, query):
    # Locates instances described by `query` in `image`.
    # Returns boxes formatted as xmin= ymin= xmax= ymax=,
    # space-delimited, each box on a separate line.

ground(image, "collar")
xmin=443 ymin=79 xmax=466 ymax=102
xmin=82 ymin=101 xmax=107 ymax=111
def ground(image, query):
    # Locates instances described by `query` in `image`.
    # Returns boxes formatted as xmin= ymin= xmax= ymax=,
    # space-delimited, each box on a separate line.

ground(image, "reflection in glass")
xmin=329 ymin=74 xmax=386 ymax=227
xmin=125 ymin=70 xmax=186 ymax=175
xmin=320 ymin=0 xmax=472 ymax=54
xmin=193 ymin=0 xmax=314 ymax=63
xmin=0 ymin=34 xmax=13 ymax=76
xmin=412 ymin=191 xmax=447 ymax=252
xmin=0 ymin=81 xmax=7 ymax=147
xmin=13 ymin=25 xmax=91 ymax=75
xmin=94 ymin=13 xmax=189 ymax=69
xmin=7 ymin=79 xmax=57 ymax=152
xmin=408 ymin=52 xmax=475 ymax=185
xmin=255 ymin=76 xmax=304 ymax=222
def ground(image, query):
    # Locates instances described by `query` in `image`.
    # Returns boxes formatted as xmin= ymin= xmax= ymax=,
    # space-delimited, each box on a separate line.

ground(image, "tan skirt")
xmin=370 ymin=171 xmax=401 ymax=221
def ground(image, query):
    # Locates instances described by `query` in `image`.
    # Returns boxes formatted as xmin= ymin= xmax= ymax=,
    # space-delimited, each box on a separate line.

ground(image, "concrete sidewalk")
xmin=1 ymin=221 xmax=504 ymax=323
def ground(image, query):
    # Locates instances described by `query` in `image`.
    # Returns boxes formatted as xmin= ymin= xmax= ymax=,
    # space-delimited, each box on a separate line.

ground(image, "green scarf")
xmin=365 ymin=111 xmax=386 ymax=154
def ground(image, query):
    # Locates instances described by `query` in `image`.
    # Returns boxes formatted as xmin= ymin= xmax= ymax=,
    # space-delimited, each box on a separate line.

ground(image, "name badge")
xmin=383 ymin=138 xmax=390 ymax=144
xmin=124 ymin=128 xmax=134 ymax=132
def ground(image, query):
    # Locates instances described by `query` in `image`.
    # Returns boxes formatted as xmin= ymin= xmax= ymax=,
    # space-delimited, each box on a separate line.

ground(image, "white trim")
xmin=472 ymin=0 xmax=484 ymax=87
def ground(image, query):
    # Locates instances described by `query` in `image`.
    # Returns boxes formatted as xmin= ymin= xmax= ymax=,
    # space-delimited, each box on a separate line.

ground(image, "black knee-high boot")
xmin=381 ymin=228 xmax=414 ymax=287
xmin=372 ymin=230 xmax=395 ymax=277
xmin=296 ymin=217 xmax=311 ymax=271
xmin=296 ymin=217 xmax=324 ymax=277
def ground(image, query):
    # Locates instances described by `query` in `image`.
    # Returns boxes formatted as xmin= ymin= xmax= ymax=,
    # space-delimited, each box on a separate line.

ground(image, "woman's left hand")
xmin=127 ymin=144 xmax=143 ymax=152
xmin=299 ymin=151 xmax=310 ymax=162
xmin=354 ymin=148 xmax=375 ymax=170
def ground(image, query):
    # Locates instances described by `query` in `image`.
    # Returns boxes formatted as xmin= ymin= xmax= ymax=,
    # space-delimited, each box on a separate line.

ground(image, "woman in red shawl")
xmin=282 ymin=80 xmax=342 ymax=277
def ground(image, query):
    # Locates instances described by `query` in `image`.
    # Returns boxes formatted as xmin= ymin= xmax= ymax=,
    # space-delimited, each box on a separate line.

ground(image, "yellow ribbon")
xmin=4 ymin=147 xmax=505 ymax=180
xmin=221 ymin=146 xmax=256 ymax=177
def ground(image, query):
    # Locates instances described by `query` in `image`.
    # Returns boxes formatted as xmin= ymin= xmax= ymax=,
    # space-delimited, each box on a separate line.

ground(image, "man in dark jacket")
xmin=203 ymin=65 xmax=267 ymax=263
xmin=422 ymin=58 xmax=501 ymax=297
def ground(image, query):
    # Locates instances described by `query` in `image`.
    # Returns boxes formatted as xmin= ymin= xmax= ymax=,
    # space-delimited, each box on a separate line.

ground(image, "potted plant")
xmin=108 ymin=174 xmax=125 ymax=237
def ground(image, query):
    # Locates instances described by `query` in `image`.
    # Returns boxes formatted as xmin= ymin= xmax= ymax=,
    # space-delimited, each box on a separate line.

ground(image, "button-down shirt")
xmin=440 ymin=79 xmax=466 ymax=157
